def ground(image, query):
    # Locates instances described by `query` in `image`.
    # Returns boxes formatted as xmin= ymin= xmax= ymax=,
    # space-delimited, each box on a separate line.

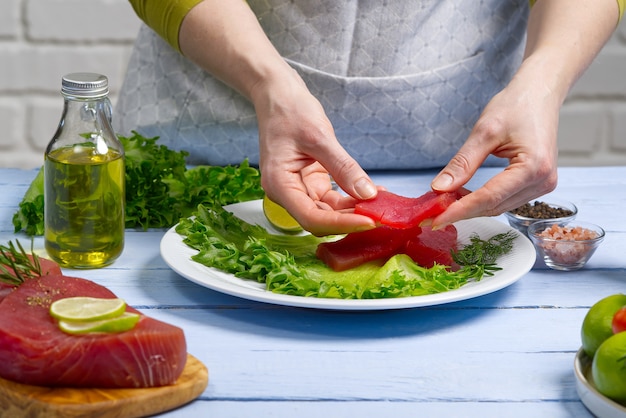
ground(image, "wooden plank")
xmin=137 ymin=307 xmax=587 ymax=401
xmin=157 ymin=400 xmax=593 ymax=418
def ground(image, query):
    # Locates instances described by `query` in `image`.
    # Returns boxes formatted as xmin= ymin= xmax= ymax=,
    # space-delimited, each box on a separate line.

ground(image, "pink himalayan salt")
xmin=537 ymin=224 xmax=599 ymax=265
xmin=539 ymin=224 xmax=599 ymax=241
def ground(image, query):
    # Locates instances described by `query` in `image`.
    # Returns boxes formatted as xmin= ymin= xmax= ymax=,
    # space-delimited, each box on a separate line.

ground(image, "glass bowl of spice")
xmin=505 ymin=200 xmax=577 ymax=236
xmin=528 ymin=220 xmax=605 ymax=271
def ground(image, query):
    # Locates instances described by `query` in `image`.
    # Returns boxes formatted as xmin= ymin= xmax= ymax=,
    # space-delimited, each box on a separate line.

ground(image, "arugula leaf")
xmin=12 ymin=131 xmax=265 ymax=235
xmin=177 ymin=204 xmax=517 ymax=300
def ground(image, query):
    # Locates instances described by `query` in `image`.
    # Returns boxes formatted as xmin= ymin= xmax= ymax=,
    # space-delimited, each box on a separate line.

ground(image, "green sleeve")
xmin=129 ymin=0 xmax=203 ymax=53
xmin=613 ymin=0 xmax=624 ymax=19
xmin=529 ymin=0 xmax=624 ymax=20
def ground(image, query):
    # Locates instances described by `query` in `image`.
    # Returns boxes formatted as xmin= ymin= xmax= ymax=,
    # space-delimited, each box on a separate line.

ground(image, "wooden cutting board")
xmin=0 ymin=353 xmax=208 ymax=418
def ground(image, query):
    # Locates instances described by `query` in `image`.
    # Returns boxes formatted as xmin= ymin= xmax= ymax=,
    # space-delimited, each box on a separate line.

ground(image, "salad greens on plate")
xmin=175 ymin=204 xmax=517 ymax=300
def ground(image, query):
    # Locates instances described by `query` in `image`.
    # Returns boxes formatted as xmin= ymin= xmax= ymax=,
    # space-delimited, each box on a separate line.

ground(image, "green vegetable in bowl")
xmin=12 ymin=131 xmax=265 ymax=235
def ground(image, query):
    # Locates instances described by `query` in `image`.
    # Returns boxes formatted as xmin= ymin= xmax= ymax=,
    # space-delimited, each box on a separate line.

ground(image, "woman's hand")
xmin=430 ymin=0 xmax=619 ymax=228
xmin=430 ymin=68 xmax=560 ymax=227
xmin=252 ymin=71 xmax=378 ymax=236
xmin=179 ymin=0 xmax=378 ymax=236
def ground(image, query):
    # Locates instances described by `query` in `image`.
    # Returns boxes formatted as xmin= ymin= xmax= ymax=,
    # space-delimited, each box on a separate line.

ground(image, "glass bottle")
xmin=44 ymin=73 xmax=125 ymax=269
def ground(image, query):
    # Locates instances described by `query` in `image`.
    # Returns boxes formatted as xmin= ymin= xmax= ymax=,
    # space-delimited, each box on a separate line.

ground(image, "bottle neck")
xmin=63 ymin=94 xmax=112 ymax=126
xmin=47 ymin=94 xmax=121 ymax=154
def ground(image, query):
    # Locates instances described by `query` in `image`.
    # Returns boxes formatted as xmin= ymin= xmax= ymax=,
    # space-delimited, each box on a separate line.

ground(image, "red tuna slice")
xmin=0 ymin=255 xmax=62 ymax=301
xmin=355 ymin=190 xmax=460 ymax=229
xmin=0 ymin=283 xmax=13 ymax=301
xmin=316 ymin=225 xmax=421 ymax=272
xmin=0 ymin=274 xmax=187 ymax=388
xmin=403 ymin=224 xmax=459 ymax=269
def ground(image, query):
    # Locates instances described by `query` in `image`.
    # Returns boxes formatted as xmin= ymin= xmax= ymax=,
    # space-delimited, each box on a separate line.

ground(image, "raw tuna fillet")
xmin=316 ymin=226 xmax=421 ymax=272
xmin=403 ymin=225 xmax=459 ymax=269
xmin=0 ymin=255 xmax=62 ymax=301
xmin=355 ymin=190 xmax=460 ymax=229
xmin=0 ymin=273 xmax=187 ymax=388
xmin=0 ymin=283 xmax=12 ymax=300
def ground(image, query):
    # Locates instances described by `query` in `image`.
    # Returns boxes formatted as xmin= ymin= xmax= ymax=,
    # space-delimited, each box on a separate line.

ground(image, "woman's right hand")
xmin=179 ymin=0 xmax=378 ymax=235
xmin=252 ymin=70 xmax=378 ymax=236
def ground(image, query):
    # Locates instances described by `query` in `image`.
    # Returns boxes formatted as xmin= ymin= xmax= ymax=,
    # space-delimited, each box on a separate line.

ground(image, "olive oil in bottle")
xmin=44 ymin=73 xmax=125 ymax=269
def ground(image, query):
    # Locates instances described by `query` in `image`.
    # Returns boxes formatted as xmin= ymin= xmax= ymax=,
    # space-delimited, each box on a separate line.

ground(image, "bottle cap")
xmin=61 ymin=73 xmax=109 ymax=98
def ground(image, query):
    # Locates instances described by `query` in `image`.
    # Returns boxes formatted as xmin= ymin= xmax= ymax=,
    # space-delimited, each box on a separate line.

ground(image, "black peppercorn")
xmin=510 ymin=201 xmax=574 ymax=219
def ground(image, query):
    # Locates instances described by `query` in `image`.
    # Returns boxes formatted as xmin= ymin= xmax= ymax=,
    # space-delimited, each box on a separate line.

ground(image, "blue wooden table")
xmin=1 ymin=166 xmax=624 ymax=418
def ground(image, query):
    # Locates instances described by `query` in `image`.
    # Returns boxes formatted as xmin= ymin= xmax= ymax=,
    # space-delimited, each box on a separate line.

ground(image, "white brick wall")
xmin=1 ymin=0 xmax=625 ymax=169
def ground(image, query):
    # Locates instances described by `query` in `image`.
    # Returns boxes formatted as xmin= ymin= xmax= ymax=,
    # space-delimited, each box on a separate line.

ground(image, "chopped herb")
xmin=452 ymin=231 xmax=517 ymax=277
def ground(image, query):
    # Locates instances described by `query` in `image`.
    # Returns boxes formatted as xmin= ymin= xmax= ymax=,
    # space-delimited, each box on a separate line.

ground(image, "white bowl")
xmin=575 ymin=348 xmax=626 ymax=418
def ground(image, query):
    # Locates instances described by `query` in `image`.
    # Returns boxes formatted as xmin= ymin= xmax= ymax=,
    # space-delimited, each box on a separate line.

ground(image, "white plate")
xmin=160 ymin=200 xmax=536 ymax=310
xmin=575 ymin=349 xmax=626 ymax=418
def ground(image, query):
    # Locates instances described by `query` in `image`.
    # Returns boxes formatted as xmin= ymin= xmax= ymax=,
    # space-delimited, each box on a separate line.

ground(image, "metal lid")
xmin=61 ymin=73 xmax=109 ymax=98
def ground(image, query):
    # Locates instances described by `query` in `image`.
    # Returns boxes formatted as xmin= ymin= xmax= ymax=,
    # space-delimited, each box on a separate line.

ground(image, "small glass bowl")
xmin=528 ymin=220 xmax=605 ymax=271
xmin=504 ymin=200 xmax=578 ymax=236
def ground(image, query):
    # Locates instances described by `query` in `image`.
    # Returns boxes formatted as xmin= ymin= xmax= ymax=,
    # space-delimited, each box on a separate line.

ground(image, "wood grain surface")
xmin=0 ymin=354 xmax=208 ymax=418
xmin=4 ymin=167 xmax=626 ymax=417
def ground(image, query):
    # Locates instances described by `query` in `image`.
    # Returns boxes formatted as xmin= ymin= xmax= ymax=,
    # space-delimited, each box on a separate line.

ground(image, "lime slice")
xmin=58 ymin=312 xmax=141 ymax=335
xmin=50 ymin=297 xmax=127 ymax=322
xmin=262 ymin=195 xmax=303 ymax=234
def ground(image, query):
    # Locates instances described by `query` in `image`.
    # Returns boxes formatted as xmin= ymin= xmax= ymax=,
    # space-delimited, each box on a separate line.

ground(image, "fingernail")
xmin=430 ymin=222 xmax=450 ymax=231
xmin=432 ymin=173 xmax=453 ymax=191
xmin=355 ymin=178 xmax=377 ymax=199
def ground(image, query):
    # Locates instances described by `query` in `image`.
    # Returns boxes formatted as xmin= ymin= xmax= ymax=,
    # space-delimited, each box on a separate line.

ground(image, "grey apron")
xmin=115 ymin=0 xmax=528 ymax=169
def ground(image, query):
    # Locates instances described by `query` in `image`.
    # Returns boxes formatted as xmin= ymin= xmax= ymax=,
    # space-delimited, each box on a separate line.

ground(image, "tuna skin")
xmin=0 ymin=274 xmax=187 ymax=388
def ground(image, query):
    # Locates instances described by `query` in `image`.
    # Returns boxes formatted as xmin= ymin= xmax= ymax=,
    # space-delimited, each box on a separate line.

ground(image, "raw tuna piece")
xmin=0 ymin=283 xmax=12 ymax=300
xmin=355 ymin=190 xmax=460 ymax=229
xmin=0 ymin=255 xmax=62 ymax=301
xmin=316 ymin=226 xmax=421 ymax=272
xmin=0 ymin=273 xmax=187 ymax=388
xmin=403 ymin=225 xmax=459 ymax=269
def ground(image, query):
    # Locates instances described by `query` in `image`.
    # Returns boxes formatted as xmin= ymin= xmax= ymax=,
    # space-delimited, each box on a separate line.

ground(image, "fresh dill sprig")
xmin=0 ymin=240 xmax=42 ymax=285
xmin=452 ymin=231 xmax=517 ymax=277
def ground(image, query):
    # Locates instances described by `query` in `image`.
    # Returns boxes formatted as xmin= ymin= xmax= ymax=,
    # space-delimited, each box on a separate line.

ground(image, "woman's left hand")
xmin=429 ymin=65 xmax=560 ymax=227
